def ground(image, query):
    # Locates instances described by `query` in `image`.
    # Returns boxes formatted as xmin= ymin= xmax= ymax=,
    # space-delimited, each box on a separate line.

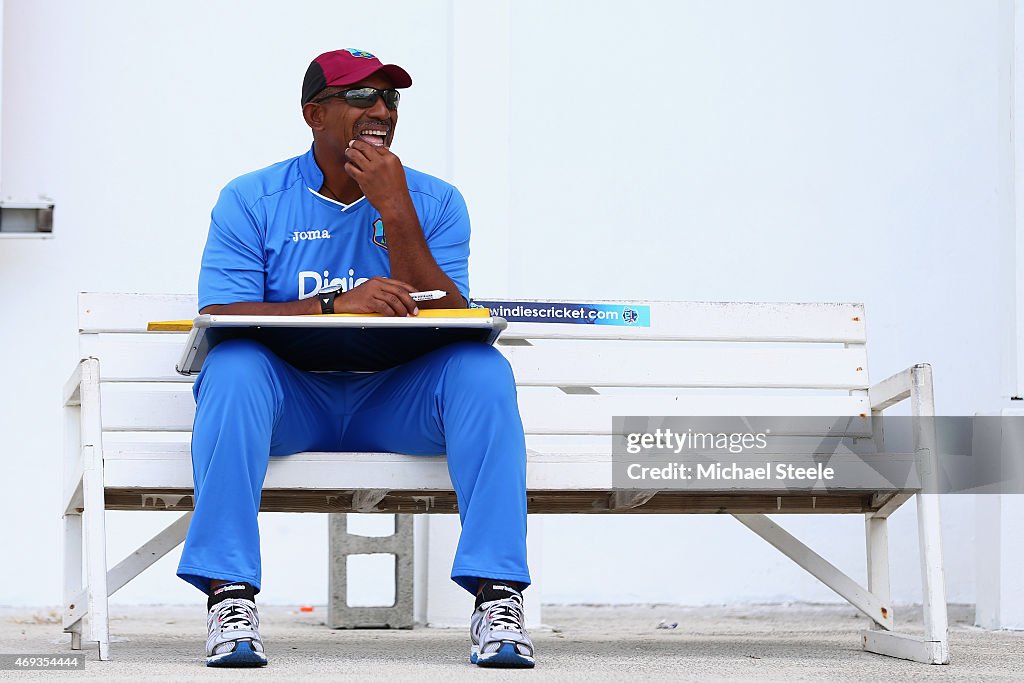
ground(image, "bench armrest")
xmin=63 ymin=358 xmax=98 ymax=407
xmin=64 ymin=360 xmax=86 ymax=407
xmin=868 ymin=364 xmax=930 ymax=412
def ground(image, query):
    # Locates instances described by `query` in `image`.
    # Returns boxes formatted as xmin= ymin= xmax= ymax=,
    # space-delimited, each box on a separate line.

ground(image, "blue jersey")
xmin=198 ymin=145 xmax=470 ymax=311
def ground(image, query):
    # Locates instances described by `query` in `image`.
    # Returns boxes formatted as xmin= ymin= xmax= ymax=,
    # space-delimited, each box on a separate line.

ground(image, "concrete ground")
xmin=0 ymin=603 xmax=1021 ymax=681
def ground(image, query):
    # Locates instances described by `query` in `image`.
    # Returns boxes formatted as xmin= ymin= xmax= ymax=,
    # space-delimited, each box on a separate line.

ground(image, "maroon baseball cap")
xmin=301 ymin=48 xmax=412 ymax=105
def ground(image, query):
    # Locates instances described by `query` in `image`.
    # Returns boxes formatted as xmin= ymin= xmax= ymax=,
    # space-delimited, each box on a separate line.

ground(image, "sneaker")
xmin=470 ymin=584 xmax=535 ymax=668
xmin=206 ymin=597 xmax=268 ymax=667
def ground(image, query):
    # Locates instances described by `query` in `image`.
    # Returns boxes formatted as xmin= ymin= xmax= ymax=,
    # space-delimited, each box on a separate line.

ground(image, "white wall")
xmin=0 ymin=0 xmax=453 ymax=608
xmin=504 ymin=0 xmax=1004 ymax=606
xmin=0 ymin=0 xmax=1011 ymax=608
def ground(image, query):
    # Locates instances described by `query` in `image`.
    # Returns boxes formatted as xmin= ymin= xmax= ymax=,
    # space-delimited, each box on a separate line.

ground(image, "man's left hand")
xmin=344 ymin=140 xmax=413 ymax=216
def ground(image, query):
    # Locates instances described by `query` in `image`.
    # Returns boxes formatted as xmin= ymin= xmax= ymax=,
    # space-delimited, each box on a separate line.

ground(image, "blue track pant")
xmin=176 ymin=338 xmax=530 ymax=596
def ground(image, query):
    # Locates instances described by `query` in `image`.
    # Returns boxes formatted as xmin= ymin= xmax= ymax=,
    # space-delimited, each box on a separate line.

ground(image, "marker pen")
xmin=410 ymin=290 xmax=447 ymax=302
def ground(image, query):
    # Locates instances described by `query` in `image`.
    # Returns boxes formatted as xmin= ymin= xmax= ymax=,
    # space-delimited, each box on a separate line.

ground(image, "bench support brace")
xmin=733 ymin=513 xmax=894 ymax=629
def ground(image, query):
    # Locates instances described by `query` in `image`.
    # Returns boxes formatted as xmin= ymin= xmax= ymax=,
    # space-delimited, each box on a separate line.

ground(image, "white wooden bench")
xmin=62 ymin=293 xmax=949 ymax=664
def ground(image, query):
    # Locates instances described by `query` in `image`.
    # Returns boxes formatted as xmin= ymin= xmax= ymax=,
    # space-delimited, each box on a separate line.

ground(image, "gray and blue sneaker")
xmin=470 ymin=583 xmax=535 ymax=668
xmin=206 ymin=597 xmax=268 ymax=667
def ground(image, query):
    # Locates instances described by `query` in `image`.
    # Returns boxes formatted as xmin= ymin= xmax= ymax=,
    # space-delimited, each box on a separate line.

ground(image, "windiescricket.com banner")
xmin=472 ymin=300 xmax=651 ymax=327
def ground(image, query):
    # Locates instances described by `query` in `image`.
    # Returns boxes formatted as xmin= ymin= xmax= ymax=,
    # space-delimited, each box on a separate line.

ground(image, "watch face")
xmin=318 ymin=284 xmax=342 ymax=314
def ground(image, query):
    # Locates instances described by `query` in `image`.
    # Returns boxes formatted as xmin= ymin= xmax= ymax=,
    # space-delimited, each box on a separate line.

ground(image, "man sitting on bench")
xmin=177 ymin=47 xmax=535 ymax=669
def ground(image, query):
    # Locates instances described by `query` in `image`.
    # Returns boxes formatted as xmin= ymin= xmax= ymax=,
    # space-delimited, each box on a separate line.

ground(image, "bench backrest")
xmin=78 ymin=293 xmax=870 ymax=440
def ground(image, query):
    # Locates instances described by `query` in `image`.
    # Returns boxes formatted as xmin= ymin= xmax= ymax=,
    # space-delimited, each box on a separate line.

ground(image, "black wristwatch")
xmin=317 ymin=284 xmax=343 ymax=314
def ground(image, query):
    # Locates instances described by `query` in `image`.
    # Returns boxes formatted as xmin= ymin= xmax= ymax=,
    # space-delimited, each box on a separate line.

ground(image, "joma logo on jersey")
xmin=298 ymin=268 xmax=371 ymax=299
xmin=372 ymin=219 xmax=387 ymax=249
xmin=292 ymin=229 xmax=331 ymax=242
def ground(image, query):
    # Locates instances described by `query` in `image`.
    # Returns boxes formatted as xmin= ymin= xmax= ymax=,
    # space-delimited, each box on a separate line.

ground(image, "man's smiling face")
xmin=317 ymin=72 xmax=398 ymax=150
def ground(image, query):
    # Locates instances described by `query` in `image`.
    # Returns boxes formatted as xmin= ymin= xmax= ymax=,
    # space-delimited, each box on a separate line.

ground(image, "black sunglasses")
xmin=313 ymin=87 xmax=400 ymax=110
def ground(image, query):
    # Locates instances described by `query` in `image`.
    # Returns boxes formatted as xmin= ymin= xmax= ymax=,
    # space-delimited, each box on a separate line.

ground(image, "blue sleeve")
xmin=423 ymin=186 xmax=471 ymax=303
xmin=197 ymin=184 xmax=266 ymax=311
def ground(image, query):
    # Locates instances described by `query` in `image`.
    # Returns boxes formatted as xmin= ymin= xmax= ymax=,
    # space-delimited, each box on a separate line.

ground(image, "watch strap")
xmin=318 ymin=289 xmax=337 ymax=314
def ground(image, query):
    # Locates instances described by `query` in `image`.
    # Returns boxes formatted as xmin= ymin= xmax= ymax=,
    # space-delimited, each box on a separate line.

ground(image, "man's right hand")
xmin=335 ymin=276 xmax=419 ymax=316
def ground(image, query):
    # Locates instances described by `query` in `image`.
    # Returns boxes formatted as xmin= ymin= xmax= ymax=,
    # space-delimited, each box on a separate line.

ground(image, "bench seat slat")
xmin=504 ymin=346 xmax=868 ymax=389
xmin=83 ymin=336 xmax=869 ymax=389
xmin=102 ymin=443 xmax=914 ymax=492
xmin=99 ymin=386 xmax=872 ymax=433
xmin=80 ymin=294 xmax=197 ymax=333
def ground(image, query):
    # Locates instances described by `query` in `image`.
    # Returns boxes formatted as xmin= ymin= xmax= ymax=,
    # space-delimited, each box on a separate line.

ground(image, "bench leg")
xmin=861 ymin=364 xmax=948 ymax=664
xmin=63 ymin=366 xmax=85 ymax=651
xmin=865 ymin=514 xmax=891 ymax=629
xmin=861 ymin=494 xmax=950 ymax=664
xmin=82 ymin=445 xmax=110 ymax=661
xmin=63 ymin=358 xmax=111 ymax=660
xmin=63 ymin=511 xmax=83 ymax=650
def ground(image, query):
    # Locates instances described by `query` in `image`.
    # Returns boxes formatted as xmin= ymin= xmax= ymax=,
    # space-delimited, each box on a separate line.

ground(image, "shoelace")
xmin=484 ymin=598 xmax=525 ymax=633
xmin=218 ymin=600 xmax=258 ymax=631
